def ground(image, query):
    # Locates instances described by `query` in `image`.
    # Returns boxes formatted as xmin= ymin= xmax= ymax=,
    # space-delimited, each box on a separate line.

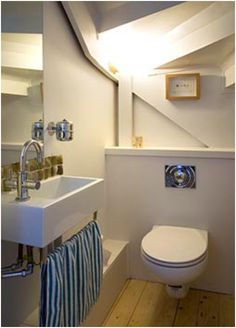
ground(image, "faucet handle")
xmin=4 ymin=178 xmax=17 ymax=190
xmin=3 ymin=168 xmax=17 ymax=190
xmin=24 ymin=180 xmax=41 ymax=190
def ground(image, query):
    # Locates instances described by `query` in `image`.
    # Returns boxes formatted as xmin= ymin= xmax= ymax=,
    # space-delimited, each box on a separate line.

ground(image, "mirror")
xmin=1 ymin=2 xmax=43 ymax=165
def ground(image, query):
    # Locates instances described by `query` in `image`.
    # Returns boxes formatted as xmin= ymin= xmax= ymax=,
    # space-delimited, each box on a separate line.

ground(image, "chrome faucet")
xmin=16 ymin=140 xmax=43 ymax=201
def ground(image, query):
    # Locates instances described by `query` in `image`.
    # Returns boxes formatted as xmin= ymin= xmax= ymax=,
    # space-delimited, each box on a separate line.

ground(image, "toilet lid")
xmin=141 ymin=226 xmax=208 ymax=264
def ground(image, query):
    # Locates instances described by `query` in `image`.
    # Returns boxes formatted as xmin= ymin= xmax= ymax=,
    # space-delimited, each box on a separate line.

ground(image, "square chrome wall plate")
xmin=165 ymin=165 xmax=196 ymax=188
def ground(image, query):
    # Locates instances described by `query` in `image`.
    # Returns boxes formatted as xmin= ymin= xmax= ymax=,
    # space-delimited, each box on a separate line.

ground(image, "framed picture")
xmin=166 ymin=73 xmax=200 ymax=100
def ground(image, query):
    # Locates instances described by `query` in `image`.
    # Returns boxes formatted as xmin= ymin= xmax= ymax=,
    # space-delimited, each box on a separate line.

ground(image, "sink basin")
xmin=2 ymin=175 xmax=104 ymax=247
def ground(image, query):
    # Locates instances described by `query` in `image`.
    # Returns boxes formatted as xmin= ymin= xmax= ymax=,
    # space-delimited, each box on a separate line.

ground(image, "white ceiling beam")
xmin=62 ymin=1 xmax=118 ymax=82
xmin=154 ymin=4 xmax=235 ymax=68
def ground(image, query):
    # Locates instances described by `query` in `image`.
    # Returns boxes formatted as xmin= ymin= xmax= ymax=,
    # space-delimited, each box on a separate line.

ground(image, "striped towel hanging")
xmin=39 ymin=221 xmax=103 ymax=327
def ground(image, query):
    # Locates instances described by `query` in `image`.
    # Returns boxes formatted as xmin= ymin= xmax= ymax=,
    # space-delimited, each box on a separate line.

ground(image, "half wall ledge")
xmin=105 ymin=147 xmax=235 ymax=159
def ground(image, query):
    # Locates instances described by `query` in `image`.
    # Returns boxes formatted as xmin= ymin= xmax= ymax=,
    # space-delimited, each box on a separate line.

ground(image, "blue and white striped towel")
xmin=40 ymin=221 xmax=103 ymax=327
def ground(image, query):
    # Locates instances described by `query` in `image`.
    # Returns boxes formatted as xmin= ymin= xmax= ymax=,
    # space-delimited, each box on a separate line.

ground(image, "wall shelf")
xmin=1 ymin=66 xmax=43 ymax=96
xmin=105 ymin=147 xmax=234 ymax=159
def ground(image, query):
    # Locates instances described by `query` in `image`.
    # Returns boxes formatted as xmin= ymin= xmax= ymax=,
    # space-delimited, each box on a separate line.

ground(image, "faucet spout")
xmin=16 ymin=140 xmax=43 ymax=201
xmin=20 ymin=140 xmax=43 ymax=172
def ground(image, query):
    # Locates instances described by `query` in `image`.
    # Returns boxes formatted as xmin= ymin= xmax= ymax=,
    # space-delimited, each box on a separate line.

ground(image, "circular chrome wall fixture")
xmin=165 ymin=165 xmax=196 ymax=189
xmin=47 ymin=119 xmax=73 ymax=141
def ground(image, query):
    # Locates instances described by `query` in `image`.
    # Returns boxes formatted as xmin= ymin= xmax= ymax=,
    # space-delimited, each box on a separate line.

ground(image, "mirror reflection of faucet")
xmin=5 ymin=140 xmax=43 ymax=201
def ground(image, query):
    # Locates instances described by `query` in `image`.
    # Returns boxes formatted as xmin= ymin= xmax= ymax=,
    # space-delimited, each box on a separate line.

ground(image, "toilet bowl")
xmin=141 ymin=225 xmax=208 ymax=298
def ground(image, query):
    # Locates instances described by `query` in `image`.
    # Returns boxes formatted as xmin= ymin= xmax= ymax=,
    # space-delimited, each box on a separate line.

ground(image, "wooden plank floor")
xmin=103 ymin=279 xmax=235 ymax=327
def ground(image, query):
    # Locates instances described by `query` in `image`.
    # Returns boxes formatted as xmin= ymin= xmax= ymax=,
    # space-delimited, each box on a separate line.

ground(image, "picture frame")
xmin=166 ymin=73 xmax=200 ymax=100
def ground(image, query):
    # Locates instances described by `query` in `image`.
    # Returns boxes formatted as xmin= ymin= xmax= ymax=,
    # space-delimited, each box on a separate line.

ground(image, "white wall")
xmin=134 ymin=95 xmax=204 ymax=147
xmin=1 ymin=242 xmax=41 ymax=327
xmin=105 ymin=152 xmax=235 ymax=294
xmin=43 ymin=2 xmax=116 ymax=178
xmin=2 ymin=94 xmax=42 ymax=143
xmin=1 ymin=82 xmax=43 ymax=165
xmin=132 ymin=67 xmax=235 ymax=148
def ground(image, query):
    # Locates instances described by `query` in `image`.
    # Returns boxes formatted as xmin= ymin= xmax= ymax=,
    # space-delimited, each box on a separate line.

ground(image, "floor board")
xmin=196 ymin=291 xmax=220 ymax=326
xmin=103 ymin=279 xmax=146 ymax=327
xmin=103 ymin=279 xmax=235 ymax=327
xmin=219 ymin=293 xmax=235 ymax=327
xmin=174 ymin=289 xmax=201 ymax=327
xmin=128 ymin=282 xmax=178 ymax=327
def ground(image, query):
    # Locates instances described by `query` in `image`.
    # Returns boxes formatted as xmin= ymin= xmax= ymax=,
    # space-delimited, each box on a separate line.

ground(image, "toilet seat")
xmin=141 ymin=248 xmax=207 ymax=268
xmin=141 ymin=225 xmax=208 ymax=267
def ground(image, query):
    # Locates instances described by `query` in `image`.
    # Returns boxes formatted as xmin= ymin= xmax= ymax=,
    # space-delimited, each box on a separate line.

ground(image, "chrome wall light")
xmin=47 ymin=119 xmax=73 ymax=141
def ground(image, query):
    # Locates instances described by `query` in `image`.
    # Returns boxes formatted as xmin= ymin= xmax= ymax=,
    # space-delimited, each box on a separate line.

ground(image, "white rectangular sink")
xmin=2 ymin=175 xmax=104 ymax=247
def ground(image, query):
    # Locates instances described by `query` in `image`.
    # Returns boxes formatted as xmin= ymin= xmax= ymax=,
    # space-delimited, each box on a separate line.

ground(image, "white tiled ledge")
xmin=105 ymin=147 xmax=235 ymax=159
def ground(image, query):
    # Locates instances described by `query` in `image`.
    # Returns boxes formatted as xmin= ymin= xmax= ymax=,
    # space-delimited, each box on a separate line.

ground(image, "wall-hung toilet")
xmin=141 ymin=225 xmax=208 ymax=299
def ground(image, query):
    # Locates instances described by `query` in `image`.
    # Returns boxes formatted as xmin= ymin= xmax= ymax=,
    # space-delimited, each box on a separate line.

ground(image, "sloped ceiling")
xmin=1 ymin=1 xmax=43 ymax=33
xmin=85 ymin=1 xmax=184 ymax=33
xmin=159 ymin=35 xmax=234 ymax=69
xmin=98 ymin=1 xmax=234 ymax=72
xmin=116 ymin=1 xmax=212 ymax=40
xmin=63 ymin=1 xmax=234 ymax=78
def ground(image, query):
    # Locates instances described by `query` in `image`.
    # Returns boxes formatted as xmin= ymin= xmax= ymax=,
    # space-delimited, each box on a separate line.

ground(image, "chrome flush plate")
xmin=165 ymin=165 xmax=196 ymax=188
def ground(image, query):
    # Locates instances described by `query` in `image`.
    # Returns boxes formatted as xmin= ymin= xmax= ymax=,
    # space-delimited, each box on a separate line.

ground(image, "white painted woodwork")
xmin=133 ymin=67 xmax=235 ymax=148
xmin=124 ymin=2 xmax=212 ymax=41
xmin=1 ymin=68 xmax=42 ymax=99
xmin=165 ymin=11 xmax=234 ymax=64
xmin=133 ymin=95 xmax=206 ymax=148
xmin=152 ymin=3 xmax=234 ymax=68
xmin=2 ymin=34 xmax=43 ymax=71
xmin=222 ymin=52 xmax=235 ymax=87
xmin=105 ymin=147 xmax=234 ymax=159
xmin=62 ymin=1 xmax=117 ymax=82
xmin=160 ymin=36 xmax=234 ymax=70
xmin=105 ymin=152 xmax=235 ymax=294
xmin=83 ymin=240 xmax=129 ymax=326
xmin=62 ymin=2 xmax=235 ymax=79
xmin=1 ymin=76 xmax=28 ymax=96
xmin=225 ymin=65 xmax=235 ymax=87
xmin=98 ymin=2 xmax=234 ymax=72
xmin=118 ymin=74 xmax=133 ymax=146
xmin=62 ymin=1 xmax=234 ymax=149
xmin=88 ymin=1 xmax=183 ymax=33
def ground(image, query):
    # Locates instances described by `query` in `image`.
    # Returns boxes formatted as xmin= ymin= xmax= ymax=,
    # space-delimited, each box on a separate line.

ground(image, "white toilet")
xmin=141 ymin=225 xmax=208 ymax=299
